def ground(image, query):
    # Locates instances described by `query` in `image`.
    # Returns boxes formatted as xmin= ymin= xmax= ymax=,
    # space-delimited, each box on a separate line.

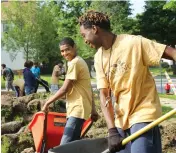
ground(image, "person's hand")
xmin=41 ymin=103 xmax=49 ymax=113
xmin=91 ymin=109 xmax=99 ymax=122
xmin=108 ymin=127 xmax=124 ymax=153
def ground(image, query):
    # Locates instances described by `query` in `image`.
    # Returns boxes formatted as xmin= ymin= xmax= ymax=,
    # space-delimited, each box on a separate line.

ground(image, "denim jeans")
xmin=25 ymin=86 xmax=35 ymax=95
xmin=51 ymin=84 xmax=59 ymax=94
xmin=60 ymin=116 xmax=85 ymax=145
xmin=115 ymin=122 xmax=161 ymax=153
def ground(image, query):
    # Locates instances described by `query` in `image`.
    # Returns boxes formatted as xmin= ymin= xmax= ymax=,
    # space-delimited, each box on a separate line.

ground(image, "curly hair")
xmin=79 ymin=10 xmax=111 ymax=31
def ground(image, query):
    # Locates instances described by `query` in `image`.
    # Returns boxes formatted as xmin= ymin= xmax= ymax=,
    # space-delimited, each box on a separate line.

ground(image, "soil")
xmin=160 ymin=119 xmax=176 ymax=153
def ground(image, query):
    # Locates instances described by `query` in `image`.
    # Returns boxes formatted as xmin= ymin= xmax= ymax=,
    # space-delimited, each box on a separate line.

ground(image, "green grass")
xmin=158 ymin=93 xmax=176 ymax=100
xmin=1 ymin=75 xmax=21 ymax=88
xmin=149 ymin=66 xmax=176 ymax=77
xmin=1 ymin=75 xmax=64 ymax=88
xmin=162 ymin=106 xmax=176 ymax=118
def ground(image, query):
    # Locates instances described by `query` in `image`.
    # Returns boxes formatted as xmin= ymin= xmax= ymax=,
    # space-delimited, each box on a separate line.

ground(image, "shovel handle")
xmin=102 ymin=108 xmax=176 ymax=153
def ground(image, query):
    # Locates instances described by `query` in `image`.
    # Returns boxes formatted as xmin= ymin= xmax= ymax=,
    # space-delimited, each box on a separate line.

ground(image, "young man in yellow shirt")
xmin=42 ymin=37 xmax=98 ymax=145
xmin=79 ymin=11 xmax=176 ymax=153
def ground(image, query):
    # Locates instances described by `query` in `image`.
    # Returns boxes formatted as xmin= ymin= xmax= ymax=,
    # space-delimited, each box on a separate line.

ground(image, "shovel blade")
xmin=48 ymin=137 xmax=109 ymax=153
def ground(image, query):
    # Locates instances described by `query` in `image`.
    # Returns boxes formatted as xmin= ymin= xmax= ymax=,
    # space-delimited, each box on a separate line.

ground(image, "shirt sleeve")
xmin=94 ymin=54 xmax=108 ymax=89
xmin=140 ymin=36 xmax=166 ymax=66
xmin=65 ymin=63 xmax=78 ymax=80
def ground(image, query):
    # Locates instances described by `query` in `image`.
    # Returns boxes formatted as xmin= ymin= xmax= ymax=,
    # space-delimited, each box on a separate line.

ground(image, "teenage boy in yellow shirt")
xmin=79 ymin=11 xmax=176 ymax=153
xmin=42 ymin=37 xmax=98 ymax=145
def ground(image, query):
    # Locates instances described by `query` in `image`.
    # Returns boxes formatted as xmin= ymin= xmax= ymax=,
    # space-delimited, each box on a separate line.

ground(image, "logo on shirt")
xmin=110 ymin=60 xmax=131 ymax=77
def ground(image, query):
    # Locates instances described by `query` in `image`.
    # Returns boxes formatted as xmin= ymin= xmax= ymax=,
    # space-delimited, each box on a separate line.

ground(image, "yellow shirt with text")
xmin=66 ymin=56 xmax=92 ymax=120
xmin=94 ymin=34 xmax=166 ymax=130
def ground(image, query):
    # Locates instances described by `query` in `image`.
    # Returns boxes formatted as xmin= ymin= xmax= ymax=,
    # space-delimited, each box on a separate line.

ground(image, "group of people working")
xmin=1 ymin=60 xmax=64 ymax=97
xmin=2 ymin=11 xmax=176 ymax=153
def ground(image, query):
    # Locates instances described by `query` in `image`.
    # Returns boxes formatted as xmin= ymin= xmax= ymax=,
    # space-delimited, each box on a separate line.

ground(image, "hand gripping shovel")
xmin=48 ymin=108 xmax=176 ymax=153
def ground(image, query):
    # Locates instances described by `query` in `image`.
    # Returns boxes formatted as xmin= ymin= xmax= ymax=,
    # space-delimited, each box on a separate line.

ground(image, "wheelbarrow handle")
xmin=102 ymin=108 xmax=176 ymax=153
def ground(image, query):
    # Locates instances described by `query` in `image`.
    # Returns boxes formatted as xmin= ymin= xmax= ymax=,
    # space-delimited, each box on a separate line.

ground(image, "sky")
xmin=130 ymin=0 xmax=145 ymax=17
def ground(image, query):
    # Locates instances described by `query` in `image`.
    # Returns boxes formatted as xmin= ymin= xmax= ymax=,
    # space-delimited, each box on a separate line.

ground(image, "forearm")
xmin=100 ymin=90 xmax=115 ymax=129
xmin=162 ymin=46 xmax=176 ymax=61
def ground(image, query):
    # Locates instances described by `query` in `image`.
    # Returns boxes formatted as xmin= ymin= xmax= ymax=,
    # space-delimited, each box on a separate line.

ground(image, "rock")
xmin=1 ymin=121 xmax=23 ymax=135
xmin=21 ymin=147 xmax=35 ymax=153
xmin=27 ymin=99 xmax=41 ymax=113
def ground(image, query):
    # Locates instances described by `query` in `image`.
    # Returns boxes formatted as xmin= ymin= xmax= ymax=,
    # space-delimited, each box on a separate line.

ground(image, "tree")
xmin=2 ymin=1 xmax=62 ymax=64
xmin=163 ymin=0 xmax=176 ymax=75
xmin=135 ymin=1 xmax=176 ymax=47
xmin=2 ymin=2 xmax=38 ymax=60
xmin=163 ymin=0 xmax=176 ymax=11
xmin=89 ymin=1 xmax=133 ymax=34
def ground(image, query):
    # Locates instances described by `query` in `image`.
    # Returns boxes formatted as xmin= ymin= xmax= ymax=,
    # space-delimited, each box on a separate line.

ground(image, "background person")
xmin=13 ymin=78 xmax=25 ymax=97
xmin=31 ymin=62 xmax=50 ymax=93
xmin=1 ymin=64 xmax=15 ymax=91
xmin=79 ymin=10 xmax=176 ymax=153
xmin=51 ymin=61 xmax=64 ymax=93
xmin=23 ymin=61 xmax=36 ymax=95
xmin=42 ymin=37 xmax=98 ymax=145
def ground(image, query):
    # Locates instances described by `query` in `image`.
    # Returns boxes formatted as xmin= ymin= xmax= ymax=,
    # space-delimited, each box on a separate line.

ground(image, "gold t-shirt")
xmin=94 ymin=34 xmax=166 ymax=130
xmin=51 ymin=65 xmax=60 ymax=85
xmin=66 ymin=56 xmax=92 ymax=120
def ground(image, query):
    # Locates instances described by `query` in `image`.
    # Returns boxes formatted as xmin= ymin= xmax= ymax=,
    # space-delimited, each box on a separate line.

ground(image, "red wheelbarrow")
xmin=28 ymin=112 xmax=93 ymax=153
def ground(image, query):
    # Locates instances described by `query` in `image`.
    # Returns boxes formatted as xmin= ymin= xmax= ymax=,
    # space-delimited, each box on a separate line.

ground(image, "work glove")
xmin=108 ymin=127 xmax=124 ymax=153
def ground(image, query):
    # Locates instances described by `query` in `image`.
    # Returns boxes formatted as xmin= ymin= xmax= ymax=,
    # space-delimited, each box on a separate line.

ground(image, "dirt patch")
xmin=160 ymin=119 xmax=176 ymax=153
xmin=160 ymin=98 xmax=176 ymax=109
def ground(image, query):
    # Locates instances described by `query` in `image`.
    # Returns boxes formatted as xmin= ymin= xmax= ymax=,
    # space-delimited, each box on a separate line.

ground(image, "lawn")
xmin=158 ymin=93 xmax=176 ymax=100
xmin=149 ymin=66 xmax=176 ymax=77
xmin=1 ymin=74 xmax=96 ymax=88
xmin=162 ymin=105 xmax=176 ymax=118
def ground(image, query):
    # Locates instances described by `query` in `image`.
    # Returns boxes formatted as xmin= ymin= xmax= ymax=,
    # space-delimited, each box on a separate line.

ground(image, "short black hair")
xmin=1 ymin=64 xmax=6 ymax=68
xmin=79 ymin=10 xmax=111 ymax=31
xmin=59 ymin=37 xmax=75 ymax=47
xmin=24 ymin=61 xmax=33 ymax=68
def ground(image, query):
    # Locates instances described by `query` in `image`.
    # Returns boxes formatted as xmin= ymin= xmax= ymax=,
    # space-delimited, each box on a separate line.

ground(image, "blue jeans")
xmin=25 ymin=86 xmax=35 ymax=95
xmin=51 ymin=84 xmax=59 ymax=93
xmin=116 ymin=122 xmax=161 ymax=153
xmin=60 ymin=116 xmax=85 ymax=145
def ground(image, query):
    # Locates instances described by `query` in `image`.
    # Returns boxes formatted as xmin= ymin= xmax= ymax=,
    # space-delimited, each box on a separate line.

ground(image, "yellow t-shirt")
xmin=51 ymin=65 xmax=60 ymax=85
xmin=66 ymin=56 xmax=92 ymax=120
xmin=94 ymin=34 xmax=166 ymax=130
xmin=13 ymin=79 xmax=25 ymax=91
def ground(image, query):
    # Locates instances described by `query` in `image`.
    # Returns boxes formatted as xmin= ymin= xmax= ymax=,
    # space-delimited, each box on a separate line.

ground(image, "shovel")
xmin=48 ymin=108 xmax=176 ymax=153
